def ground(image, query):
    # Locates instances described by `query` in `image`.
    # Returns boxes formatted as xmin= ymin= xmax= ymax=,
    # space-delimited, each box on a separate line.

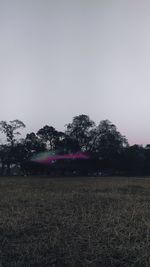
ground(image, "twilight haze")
xmin=0 ymin=0 xmax=150 ymax=145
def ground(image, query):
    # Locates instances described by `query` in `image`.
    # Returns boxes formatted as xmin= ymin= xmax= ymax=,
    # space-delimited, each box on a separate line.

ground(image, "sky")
xmin=0 ymin=0 xmax=150 ymax=145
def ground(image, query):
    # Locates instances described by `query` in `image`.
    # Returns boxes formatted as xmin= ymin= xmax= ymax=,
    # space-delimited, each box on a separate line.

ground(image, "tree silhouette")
xmin=0 ymin=120 xmax=26 ymax=174
xmin=0 ymin=120 xmax=25 ymax=147
xmin=66 ymin=114 xmax=95 ymax=151
xmin=37 ymin=125 xmax=58 ymax=150
xmin=91 ymin=120 xmax=128 ymax=159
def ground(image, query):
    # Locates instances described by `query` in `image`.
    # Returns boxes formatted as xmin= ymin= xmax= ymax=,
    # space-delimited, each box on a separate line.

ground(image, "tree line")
xmin=0 ymin=115 xmax=150 ymax=176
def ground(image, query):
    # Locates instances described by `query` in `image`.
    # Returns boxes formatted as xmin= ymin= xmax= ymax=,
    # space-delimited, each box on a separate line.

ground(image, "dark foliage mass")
xmin=0 ymin=115 xmax=149 ymax=176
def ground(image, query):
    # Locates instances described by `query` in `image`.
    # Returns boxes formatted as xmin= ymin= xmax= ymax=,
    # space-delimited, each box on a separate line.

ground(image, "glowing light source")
xmin=31 ymin=151 xmax=90 ymax=164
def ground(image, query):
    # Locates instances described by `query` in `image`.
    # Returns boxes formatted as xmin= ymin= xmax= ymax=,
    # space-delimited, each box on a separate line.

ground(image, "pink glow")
xmin=33 ymin=152 xmax=90 ymax=164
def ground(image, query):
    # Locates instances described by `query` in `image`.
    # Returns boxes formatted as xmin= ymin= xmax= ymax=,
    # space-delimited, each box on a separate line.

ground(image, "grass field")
xmin=0 ymin=176 xmax=150 ymax=266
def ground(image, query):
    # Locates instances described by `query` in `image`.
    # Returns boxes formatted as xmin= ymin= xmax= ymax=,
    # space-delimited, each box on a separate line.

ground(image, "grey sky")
xmin=0 ymin=0 xmax=150 ymax=145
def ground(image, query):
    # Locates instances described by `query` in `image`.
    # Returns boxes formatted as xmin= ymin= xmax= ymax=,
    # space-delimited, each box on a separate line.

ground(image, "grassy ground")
xmin=0 ymin=176 xmax=150 ymax=266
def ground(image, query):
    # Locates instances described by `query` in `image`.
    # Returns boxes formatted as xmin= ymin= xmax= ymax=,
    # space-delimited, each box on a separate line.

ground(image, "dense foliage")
xmin=0 ymin=115 xmax=149 ymax=175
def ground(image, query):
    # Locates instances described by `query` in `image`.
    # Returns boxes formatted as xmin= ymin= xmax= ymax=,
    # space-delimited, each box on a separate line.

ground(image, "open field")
xmin=0 ymin=176 xmax=150 ymax=266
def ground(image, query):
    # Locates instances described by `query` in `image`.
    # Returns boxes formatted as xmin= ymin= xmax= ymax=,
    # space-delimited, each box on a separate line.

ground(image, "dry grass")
xmin=0 ymin=176 xmax=150 ymax=266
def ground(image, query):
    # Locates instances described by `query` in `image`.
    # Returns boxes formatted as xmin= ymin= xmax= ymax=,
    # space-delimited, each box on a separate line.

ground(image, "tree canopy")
xmin=0 ymin=115 xmax=149 ymax=176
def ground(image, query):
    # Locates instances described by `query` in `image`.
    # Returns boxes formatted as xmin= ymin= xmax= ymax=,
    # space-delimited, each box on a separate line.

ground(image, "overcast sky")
xmin=1 ymin=0 xmax=150 ymax=145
